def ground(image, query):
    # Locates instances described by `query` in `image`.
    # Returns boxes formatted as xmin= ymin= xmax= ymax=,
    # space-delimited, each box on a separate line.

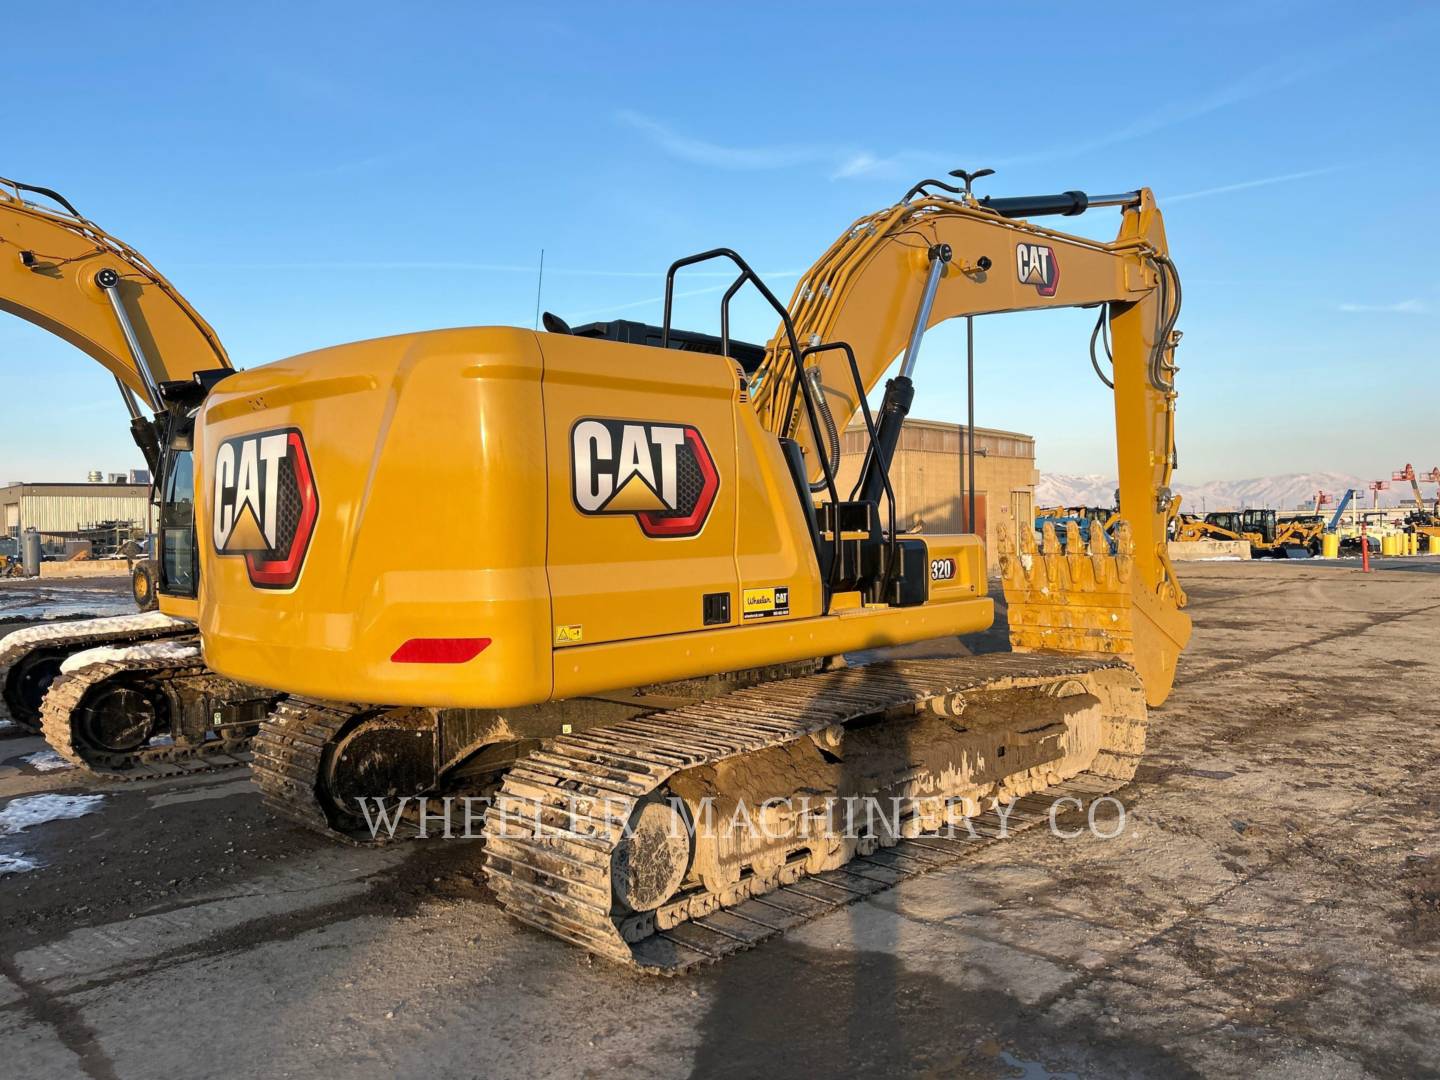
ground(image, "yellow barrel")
xmin=1380 ymin=534 xmax=1396 ymax=556
xmin=1430 ymin=534 xmax=1440 ymax=555
xmin=1322 ymin=532 xmax=1340 ymax=559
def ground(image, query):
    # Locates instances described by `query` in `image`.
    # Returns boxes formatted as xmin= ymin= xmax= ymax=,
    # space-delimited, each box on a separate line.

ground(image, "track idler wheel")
xmin=612 ymin=796 xmax=693 ymax=914
xmin=3 ymin=648 xmax=68 ymax=732
xmin=74 ymin=681 xmax=163 ymax=754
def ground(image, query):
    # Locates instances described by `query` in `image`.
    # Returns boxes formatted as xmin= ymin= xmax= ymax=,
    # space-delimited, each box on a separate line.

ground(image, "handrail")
xmin=800 ymin=341 xmax=898 ymax=596
xmin=660 ymin=248 xmax=841 ymax=518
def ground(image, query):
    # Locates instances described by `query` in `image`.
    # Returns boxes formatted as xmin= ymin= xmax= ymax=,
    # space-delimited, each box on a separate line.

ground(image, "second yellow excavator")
xmin=174 ymin=172 xmax=1193 ymax=969
xmin=0 ymin=176 xmax=277 ymax=773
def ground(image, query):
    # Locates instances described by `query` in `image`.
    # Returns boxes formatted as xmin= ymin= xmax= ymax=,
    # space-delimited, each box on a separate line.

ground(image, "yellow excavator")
xmin=191 ymin=172 xmax=1190 ymax=968
xmin=3 ymin=168 xmax=1191 ymax=970
xmin=0 ymin=176 xmax=277 ymax=771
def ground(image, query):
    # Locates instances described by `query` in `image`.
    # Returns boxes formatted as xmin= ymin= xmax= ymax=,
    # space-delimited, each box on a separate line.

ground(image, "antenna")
xmin=533 ymin=248 xmax=545 ymax=330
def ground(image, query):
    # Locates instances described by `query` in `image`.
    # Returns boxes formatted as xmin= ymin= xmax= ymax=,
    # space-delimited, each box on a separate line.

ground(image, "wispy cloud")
xmin=615 ymin=110 xmax=836 ymax=171
xmin=997 ymin=14 xmax=1424 ymax=167
xmin=1163 ymin=166 xmax=1339 ymax=204
xmin=615 ymin=110 xmax=936 ymax=182
xmin=173 ymin=259 xmax=764 ymax=278
xmin=1337 ymin=299 xmax=1430 ymax=315
xmin=994 ymin=61 xmax=1318 ymax=168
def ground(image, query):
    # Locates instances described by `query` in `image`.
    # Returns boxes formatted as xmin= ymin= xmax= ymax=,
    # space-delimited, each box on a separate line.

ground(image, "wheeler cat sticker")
xmin=741 ymin=585 xmax=790 ymax=620
xmin=211 ymin=428 xmax=318 ymax=589
xmin=1016 ymin=242 xmax=1059 ymax=297
xmin=571 ymin=419 xmax=718 ymax=538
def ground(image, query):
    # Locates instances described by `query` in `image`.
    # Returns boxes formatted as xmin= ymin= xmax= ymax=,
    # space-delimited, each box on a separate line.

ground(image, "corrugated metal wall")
xmin=20 ymin=493 xmax=150 ymax=532
xmin=1 ymin=486 xmax=151 ymax=536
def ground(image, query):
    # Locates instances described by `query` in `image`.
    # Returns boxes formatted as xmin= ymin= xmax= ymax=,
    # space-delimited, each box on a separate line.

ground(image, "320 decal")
xmin=571 ymin=418 xmax=719 ymax=538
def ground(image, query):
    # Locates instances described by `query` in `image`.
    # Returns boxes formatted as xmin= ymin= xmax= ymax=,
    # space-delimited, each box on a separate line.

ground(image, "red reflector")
xmin=390 ymin=637 xmax=492 ymax=664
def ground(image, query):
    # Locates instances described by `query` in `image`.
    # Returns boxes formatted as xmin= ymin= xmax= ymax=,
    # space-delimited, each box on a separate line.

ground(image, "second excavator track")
xmin=1 ymin=612 xmax=191 ymax=731
xmin=485 ymin=652 xmax=1147 ymax=973
xmin=39 ymin=641 xmax=272 ymax=779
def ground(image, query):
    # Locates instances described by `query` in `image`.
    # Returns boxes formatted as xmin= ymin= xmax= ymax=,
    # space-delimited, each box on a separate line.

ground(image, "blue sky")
xmin=2 ymin=2 xmax=1436 ymax=485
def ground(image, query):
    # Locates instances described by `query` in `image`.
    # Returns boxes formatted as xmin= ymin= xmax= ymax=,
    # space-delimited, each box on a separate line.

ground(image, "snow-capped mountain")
xmin=1036 ymin=472 xmax=1419 ymax=511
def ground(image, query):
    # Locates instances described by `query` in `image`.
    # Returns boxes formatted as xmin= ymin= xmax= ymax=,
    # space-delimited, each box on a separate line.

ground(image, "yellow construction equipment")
xmin=183 ymin=173 xmax=1189 ymax=968
xmin=1394 ymin=464 xmax=1440 ymax=545
xmin=1175 ymin=509 xmax=1319 ymax=558
xmin=0 ymin=175 xmax=277 ymax=771
xmin=2 ymin=169 xmax=1192 ymax=969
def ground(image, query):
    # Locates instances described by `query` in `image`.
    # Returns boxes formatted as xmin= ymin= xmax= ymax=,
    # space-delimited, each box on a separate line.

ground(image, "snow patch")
xmin=21 ymin=750 xmax=74 ymax=773
xmin=60 ymin=639 xmax=200 ymax=674
xmin=0 ymin=794 xmax=105 ymax=877
xmin=0 ymin=611 xmax=187 ymax=657
xmin=0 ymin=793 xmax=106 ymax=834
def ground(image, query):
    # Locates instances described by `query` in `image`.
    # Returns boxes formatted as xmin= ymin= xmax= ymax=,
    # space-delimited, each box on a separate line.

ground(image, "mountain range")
xmin=1036 ymin=472 xmax=1428 ymax=512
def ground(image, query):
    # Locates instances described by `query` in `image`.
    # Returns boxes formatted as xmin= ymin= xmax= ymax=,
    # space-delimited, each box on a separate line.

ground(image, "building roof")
xmin=842 ymin=416 xmax=1034 ymax=459
xmin=0 ymin=483 xmax=150 ymax=498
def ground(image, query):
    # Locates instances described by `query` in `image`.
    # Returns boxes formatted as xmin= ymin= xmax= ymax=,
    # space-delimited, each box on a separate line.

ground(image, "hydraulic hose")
xmin=806 ymin=366 xmax=842 ymax=492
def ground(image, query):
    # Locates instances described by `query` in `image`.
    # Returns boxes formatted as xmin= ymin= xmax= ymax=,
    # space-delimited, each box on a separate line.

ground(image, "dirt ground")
xmin=1 ymin=559 xmax=1437 ymax=1080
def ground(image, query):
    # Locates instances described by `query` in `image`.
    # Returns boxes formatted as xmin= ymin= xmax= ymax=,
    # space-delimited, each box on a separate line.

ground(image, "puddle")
xmin=997 ymin=1049 xmax=1080 ymax=1080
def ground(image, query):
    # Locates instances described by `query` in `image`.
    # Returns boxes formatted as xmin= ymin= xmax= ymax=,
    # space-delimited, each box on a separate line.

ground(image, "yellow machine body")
xmin=195 ymin=186 xmax=1191 ymax=711
xmin=2 ymin=171 xmax=1190 ymax=715
xmin=195 ymin=328 xmax=991 ymax=708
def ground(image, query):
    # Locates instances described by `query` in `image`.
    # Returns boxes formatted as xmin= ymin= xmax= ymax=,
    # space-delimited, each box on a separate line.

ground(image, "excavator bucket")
xmin=997 ymin=519 xmax=1190 ymax=707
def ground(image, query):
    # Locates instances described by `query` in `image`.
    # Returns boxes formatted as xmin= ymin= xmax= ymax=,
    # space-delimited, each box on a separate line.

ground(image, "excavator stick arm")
xmin=751 ymin=187 xmax=1188 ymax=704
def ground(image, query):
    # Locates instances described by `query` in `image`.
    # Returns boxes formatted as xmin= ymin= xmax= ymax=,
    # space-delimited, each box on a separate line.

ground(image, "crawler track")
xmin=39 ymin=642 xmax=266 ymax=779
xmin=0 ymin=612 xmax=190 ymax=731
xmin=484 ymin=652 xmax=1145 ymax=972
xmin=251 ymin=697 xmax=376 ymax=835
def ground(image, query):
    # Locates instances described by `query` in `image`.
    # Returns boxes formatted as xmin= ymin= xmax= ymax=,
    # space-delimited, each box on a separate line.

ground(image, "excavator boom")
xmin=0 ymin=174 xmax=273 ymax=771
xmin=0 ymin=175 xmax=229 ymax=414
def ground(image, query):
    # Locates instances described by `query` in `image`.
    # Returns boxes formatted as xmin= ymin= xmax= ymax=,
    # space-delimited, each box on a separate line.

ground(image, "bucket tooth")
xmin=1087 ymin=524 xmax=1109 ymax=559
xmin=1041 ymin=521 xmax=1062 ymax=556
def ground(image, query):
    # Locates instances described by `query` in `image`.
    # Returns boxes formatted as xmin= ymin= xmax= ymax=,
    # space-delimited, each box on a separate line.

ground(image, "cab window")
xmin=159 ymin=450 xmax=197 ymax=597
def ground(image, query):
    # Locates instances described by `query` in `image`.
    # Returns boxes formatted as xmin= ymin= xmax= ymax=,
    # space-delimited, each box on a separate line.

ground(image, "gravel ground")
xmin=0 ymin=560 xmax=1436 ymax=1079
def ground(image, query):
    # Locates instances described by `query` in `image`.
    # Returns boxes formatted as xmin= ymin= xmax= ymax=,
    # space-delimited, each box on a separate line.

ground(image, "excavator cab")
xmin=147 ymin=374 xmax=230 ymax=602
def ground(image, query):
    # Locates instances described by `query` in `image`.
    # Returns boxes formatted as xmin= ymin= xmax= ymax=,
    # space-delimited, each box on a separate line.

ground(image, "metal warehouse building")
xmin=1 ymin=481 xmax=152 ymax=553
xmin=834 ymin=417 xmax=1038 ymax=569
